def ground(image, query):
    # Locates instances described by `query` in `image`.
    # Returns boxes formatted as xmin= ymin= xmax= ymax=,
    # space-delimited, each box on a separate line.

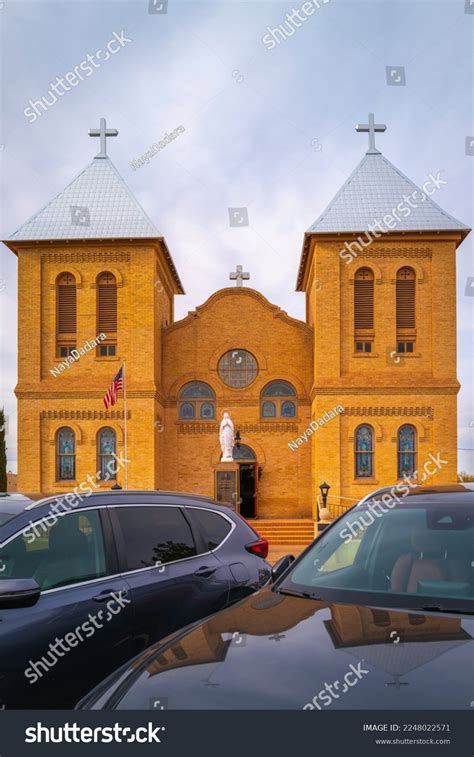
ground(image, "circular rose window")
xmin=218 ymin=350 xmax=258 ymax=388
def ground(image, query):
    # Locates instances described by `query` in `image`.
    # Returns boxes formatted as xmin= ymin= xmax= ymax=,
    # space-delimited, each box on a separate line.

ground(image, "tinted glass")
xmin=281 ymin=501 xmax=474 ymax=610
xmin=0 ymin=509 xmax=107 ymax=591
xmin=188 ymin=509 xmax=232 ymax=551
xmin=115 ymin=506 xmax=197 ymax=570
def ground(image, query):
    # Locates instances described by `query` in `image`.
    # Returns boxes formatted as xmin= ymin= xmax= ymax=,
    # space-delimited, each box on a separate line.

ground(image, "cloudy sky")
xmin=0 ymin=0 xmax=472 ymax=473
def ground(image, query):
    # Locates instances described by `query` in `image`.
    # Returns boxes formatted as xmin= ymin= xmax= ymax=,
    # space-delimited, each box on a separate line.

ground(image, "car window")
xmin=0 ymin=509 xmax=107 ymax=591
xmin=282 ymin=503 xmax=474 ymax=609
xmin=317 ymin=532 xmax=364 ymax=573
xmin=187 ymin=508 xmax=232 ymax=551
xmin=114 ymin=506 xmax=197 ymax=571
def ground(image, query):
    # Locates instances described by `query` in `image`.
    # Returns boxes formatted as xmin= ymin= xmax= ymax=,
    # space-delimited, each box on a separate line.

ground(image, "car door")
xmin=0 ymin=507 xmax=133 ymax=709
xmin=109 ymin=503 xmax=230 ymax=654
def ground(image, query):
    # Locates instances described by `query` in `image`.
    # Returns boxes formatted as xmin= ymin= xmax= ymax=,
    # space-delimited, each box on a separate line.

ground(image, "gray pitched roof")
xmin=8 ymin=156 xmax=161 ymax=241
xmin=307 ymin=151 xmax=469 ymax=234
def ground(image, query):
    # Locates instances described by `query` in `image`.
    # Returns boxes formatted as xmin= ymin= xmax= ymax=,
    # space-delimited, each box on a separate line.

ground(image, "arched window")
xmin=398 ymin=424 xmax=416 ymax=478
xmin=396 ymin=267 xmax=416 ymax=354
xmin=56 ymin=427 xmax=76 ymax=481
xmin=56 ymin=273 xmax=77 ymax=357
xmin=281 ymin=401 xmax=296 ymax=418
xmin=232 ymin=444 xmax=256 ymax=461
xmin=354 ymin=267 xmax=374 ymax=353
xmin=355 ymin=424 xmax=374 ymax=478
xmin=179 ymin=402 xmax=195 ymax=419
xmin=97 ymin=272 xmax=117 ymax=357
xmin=200 ymin=402 xmax=215 ymax=419
xmin=178 ymin=382 xmax=215 ymax=420
xmin=260 ymin=381 xmax=297 ymax=418
xmin=262 ymin=401 xmax=276 ymax=418
xmin=97 ymin=427 xmax=117 ymax=481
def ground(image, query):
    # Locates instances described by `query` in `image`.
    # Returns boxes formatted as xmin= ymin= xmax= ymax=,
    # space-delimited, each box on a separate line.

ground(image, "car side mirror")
xmin=0 ymin=578 xmax=41 ymax=609
xmin=271 ymin=554 xmax=295 ymax=583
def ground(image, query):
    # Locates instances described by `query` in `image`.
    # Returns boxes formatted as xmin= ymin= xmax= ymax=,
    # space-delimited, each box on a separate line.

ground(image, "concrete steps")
xmin=247 ymin=518 xmax=315 ymax=545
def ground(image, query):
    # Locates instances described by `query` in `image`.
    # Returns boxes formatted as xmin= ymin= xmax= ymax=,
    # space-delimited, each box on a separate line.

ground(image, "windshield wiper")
xmin=276 ymin=588 xmax=321 ymax=600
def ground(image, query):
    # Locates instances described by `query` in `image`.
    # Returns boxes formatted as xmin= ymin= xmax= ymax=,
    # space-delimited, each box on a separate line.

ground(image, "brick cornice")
xmin=177 ymin=422 xmax=299 ymax=434
xmin=15 ymin=389 xmax=166 ymax=402
xmin=342 ymin=406 xmax=434 ymax=420
xmin=310 ymin=385 xmax=459 ymax=400
xmin=40 ymin=410 xmax=130 ymax=420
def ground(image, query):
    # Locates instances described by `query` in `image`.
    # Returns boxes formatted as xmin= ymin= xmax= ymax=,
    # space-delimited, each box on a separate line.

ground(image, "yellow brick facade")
xmin=301 ymin=233 xmax=461 ymax=518
xmin=8 ymin=213 xmax=464 ymax=519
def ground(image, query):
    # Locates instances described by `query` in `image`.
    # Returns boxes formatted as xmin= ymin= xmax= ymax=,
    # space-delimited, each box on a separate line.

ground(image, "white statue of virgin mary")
xmin=219 ymin=412 xmax=234 ymax=462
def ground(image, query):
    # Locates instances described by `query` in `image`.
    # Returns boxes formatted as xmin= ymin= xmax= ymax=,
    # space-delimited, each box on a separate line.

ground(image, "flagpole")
xmin=123 ymin=362 xmax=129 ymax=490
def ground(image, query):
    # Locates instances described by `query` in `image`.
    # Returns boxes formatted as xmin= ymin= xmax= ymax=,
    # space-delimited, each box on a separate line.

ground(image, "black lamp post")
xmin=319 ymin=481 xmax=330 ymax=507
xmin=234 ymin=430 xmax=241 ymax=449
xmin=317 ymin=482 xmax=331 ymax=533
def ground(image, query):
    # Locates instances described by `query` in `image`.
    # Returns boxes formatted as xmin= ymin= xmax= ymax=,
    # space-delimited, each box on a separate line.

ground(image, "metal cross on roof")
xmin=229 ymin=265 xmax=250 ymax=287
xmin=89 ymin=117 xmax=119 ymax=158
xmin=356 ymin=112 xmax=387 ymax=154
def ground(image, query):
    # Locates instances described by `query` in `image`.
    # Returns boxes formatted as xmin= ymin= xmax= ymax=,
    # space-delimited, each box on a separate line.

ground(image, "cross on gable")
xmin=89 ymin=117 xmax=119 ymax=158
xmin=356 ymin=112 xmax=387 ymax=154
xmin=229 ymin=265 xmax=250 ymax=287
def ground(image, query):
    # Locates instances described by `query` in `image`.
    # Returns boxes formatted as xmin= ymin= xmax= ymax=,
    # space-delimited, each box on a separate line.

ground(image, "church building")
xmin=4 ymin=115 xmax=470 ymax=525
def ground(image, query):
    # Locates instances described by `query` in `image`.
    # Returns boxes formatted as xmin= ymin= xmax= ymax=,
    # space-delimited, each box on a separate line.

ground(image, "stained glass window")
xmin=281 ymin=401 xmax=296 ymax=417
xmin=398 ymin=425 xmax=416 ymax=478
xmin=218 ymin=351 xmax=258 ymax=388
xmin=261 ymin=381 xmax=296 ymax=397
xmin=98 ymin=428 xmax=117 ymax=481
xmin=355 ymin=425 xmax=374 ymax=478
xmin=262 ymin=401 xmax=276 ymax=418
xmin=179 ymin=402 xmax=195 ymax=419
xmin=261 ymin=381 xmax=297 ymax=418
xmin=180 ymin=382 xmax=214 ymax=399
xmin=200 ymin=402 xmax=215 ymax=419
xmin=232 ymin=444 xmax=256 ymax=461
xmin=179 ymin=383 xmax=215 ymax=420
xmin=57 ymin=427 xmax=76 ymax=481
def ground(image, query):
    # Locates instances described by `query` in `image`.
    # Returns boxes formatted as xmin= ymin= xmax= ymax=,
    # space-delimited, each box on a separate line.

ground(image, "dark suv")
xmin=0 ymin=490 xmax=271 ymax=708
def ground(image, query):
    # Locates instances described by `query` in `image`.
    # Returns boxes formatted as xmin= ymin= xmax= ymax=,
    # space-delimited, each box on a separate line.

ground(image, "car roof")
xmin=0 ymin=490 xmax=237 ymax=542
xmin=24 ymin=489 xmax=220 ymax=511
xmin=356 ymin=483 xmax=474 ymax=507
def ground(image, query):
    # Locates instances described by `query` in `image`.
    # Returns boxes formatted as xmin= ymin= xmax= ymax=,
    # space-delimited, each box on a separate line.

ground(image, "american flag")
xmin=103 ymin=366 xmax=124 ymax=409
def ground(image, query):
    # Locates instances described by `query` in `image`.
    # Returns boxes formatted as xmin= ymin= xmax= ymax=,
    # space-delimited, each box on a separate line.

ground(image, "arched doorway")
xmin=233 ymin=444 xmax=258 ymax=519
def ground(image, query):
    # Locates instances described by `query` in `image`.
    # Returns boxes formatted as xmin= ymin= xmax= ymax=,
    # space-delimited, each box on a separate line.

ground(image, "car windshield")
xmin=278 ymin=501 xmax=474 ymax=613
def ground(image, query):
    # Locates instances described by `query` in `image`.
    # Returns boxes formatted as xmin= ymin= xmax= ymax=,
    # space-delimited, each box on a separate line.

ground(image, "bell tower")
xmin=3 ymin=119 xmax=184 ymax=495
xmin=297 ymin=114 xmax=470 ymax=507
